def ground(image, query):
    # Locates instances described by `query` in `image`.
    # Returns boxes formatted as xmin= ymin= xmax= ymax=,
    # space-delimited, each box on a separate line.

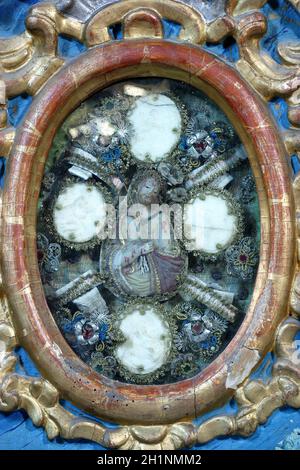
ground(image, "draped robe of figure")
xmin=100 ymin=173 xmax=187 ymax=298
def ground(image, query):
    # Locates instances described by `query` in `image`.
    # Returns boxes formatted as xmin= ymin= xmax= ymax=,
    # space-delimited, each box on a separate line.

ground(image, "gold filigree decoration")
xmin=0 ymin=0 xmax=300 ymax=450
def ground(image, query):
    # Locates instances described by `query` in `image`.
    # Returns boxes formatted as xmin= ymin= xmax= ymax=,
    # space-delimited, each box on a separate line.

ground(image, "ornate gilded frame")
xmin=0 ymin=0 xmax=299 ymax=450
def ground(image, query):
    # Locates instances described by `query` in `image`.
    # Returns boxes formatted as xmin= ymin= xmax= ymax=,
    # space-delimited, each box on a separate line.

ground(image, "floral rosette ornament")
xmin=225 ymin=237 xmax=259 ymax=280
xmin=74 ymin=318 xmax=102 ymax=346
xmin=37 ymin=233 xmax=61 ymax=275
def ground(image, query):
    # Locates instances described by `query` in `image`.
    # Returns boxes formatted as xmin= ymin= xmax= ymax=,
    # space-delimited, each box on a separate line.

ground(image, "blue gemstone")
xmin=102 ymin=152 xmax=113 ymax=162
xmin=99 ymin=323 xmax=109 ymax=341
xmin=179 ymin=136 xmax=188 ymax=150
xmin=63 ymin=322 xmax=74 ymax=334
xmin=113 ymin=147 xmax=121 ymax=158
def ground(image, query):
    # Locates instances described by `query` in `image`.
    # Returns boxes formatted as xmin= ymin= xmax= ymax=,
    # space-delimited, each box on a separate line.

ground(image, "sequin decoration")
xmin=225 ymin=237 xmax=259 ymax=280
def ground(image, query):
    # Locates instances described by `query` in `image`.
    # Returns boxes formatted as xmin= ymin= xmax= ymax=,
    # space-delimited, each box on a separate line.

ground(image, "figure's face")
xmin=137 ymin=176 xmax=161 ymax=205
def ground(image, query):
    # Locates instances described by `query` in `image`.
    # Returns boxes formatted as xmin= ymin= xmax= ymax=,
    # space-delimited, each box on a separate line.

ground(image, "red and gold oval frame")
xmin=1 ymin=40 xmax=294 ymax=425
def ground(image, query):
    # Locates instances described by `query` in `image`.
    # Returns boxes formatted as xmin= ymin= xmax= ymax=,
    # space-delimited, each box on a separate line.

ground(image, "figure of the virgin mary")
xmin=100 ymin=170 xmax=188 ymax=298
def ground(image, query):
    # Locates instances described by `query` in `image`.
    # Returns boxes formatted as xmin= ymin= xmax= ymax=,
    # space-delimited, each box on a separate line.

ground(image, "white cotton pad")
xmin=184 ymin=194 xmax=238 ymax=254
xmin=128 ymin=93 xmax=182 ymax=162
xmin=115 ymin=307 xmax=172 ymax=375
xmin=53 ymin=182 xmax=106 ymax=243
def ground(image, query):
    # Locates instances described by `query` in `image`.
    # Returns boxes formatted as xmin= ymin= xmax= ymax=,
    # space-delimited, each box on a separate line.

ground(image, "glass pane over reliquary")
xmin=37 ymin=78 xmax=260 ymax=385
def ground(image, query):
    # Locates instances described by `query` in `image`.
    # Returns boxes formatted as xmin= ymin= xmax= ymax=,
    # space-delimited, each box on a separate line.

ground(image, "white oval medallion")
xmin=115 ymin=305 xmax=172 ymax=375
xmin=53 ymin=182 xmax=107 ymax=243
xmin=184 ymin=191 xmax=241 ymax=255
xmin=127 ymin=93 xmax=182 ymax=162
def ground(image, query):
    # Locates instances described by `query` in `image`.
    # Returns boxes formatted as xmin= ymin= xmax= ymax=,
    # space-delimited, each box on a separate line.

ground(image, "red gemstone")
xmin=192 ymin=322 xmax=204 ymax=335
xmin=195 ymin=141 xmax=207 ymax=151
xmin=82 ymin=323 xmax=94 ymax=340
xmin=239 ymin=254 xmax=248 ymax=263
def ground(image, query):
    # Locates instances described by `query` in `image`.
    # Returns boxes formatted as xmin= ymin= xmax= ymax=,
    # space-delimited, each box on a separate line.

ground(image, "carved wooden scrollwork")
xmin=0 ymin=0 xmax=300 ymax=450
xmin=84 ymin=0 xmax=206 ymax=45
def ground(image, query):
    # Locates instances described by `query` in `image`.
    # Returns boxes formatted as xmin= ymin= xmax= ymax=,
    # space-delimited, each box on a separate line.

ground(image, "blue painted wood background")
xmin=0 ymin=0 xmax=300 ymax=450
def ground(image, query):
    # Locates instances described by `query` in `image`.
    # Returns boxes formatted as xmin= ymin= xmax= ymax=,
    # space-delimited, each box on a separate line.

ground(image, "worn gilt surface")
xmin=0 ymin=0 xmax=300 ymax=450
